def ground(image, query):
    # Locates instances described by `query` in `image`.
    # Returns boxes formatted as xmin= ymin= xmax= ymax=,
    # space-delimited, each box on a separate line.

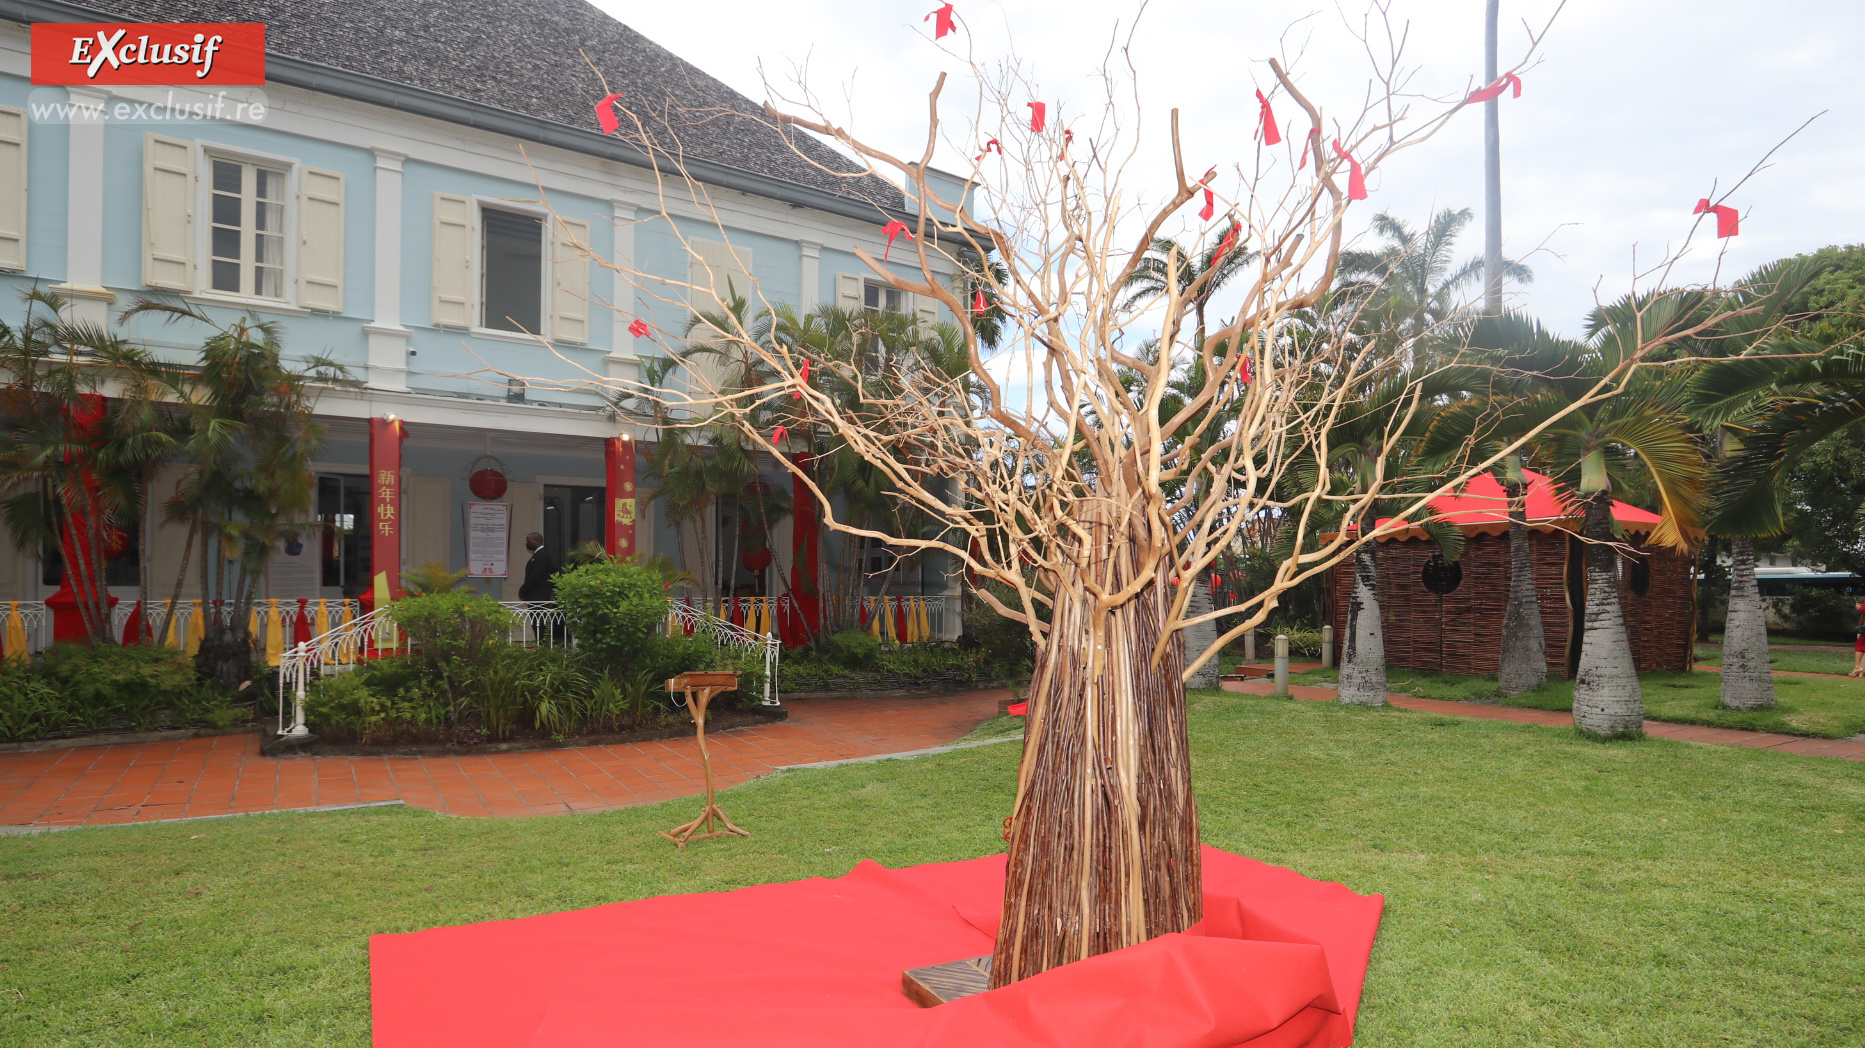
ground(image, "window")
xmin=208 ymin=158 xmax=287 ymax=298
xmin=317 ymin=474 xmax=371 ymax=597
xmin=542 ymin=485 xmax=604 ymax=569
xmin=863 ymin=279 xmax=904 ymax=313
xmin=482 ymin=206 xmax=543 ymax=333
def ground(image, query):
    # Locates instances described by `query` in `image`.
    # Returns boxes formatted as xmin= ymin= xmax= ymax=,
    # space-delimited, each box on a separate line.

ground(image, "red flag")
xmin=1465 ymin=71 xmax=1523 ymax=104
xmin=628 ymin=318 xmax=649 ymax=338
xmin=1213 ymin=224 xmax=1239 ymax=262
xmin=1694 ymin=198 xmax=1740 ymax=238
xmin=1255 ymin=89 xmax=1281 ymax=145
xmin=772 ymin=425 xmax=788 ymax=445
xmin=1027 ymin=101 xmax=1046 ymax=132
xmin=925 ymin=3 xmax=956 ymax=38
xmin=594 ymin=93 xmax=624 ymax=135
xmin=1242 ymin=356 xmax=1253 ymax=384
xmin=974 ymin=137 xmax=1000 ymax=160
xmin=793 ymin=359 xmax=811 ymax=399
xmin=1063 ymin=128 xmax=1074 ymax=146
xmin=800 ymin=359 xmax=811 ymax=383
xmin=1199 ymin=188 xmax=1215 ymax=222
xmin=1331 ymin=139 xmax=1367 ymax=200
xmin=973 ymin=289 xmax=988 ymax=314
xmin=881 ymin=219 xmax=913 ymax=261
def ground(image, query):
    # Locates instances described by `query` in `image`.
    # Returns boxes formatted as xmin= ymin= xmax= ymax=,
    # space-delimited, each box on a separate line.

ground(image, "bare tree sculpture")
xmin=505 ymin=10 xmax=1772 ymax=987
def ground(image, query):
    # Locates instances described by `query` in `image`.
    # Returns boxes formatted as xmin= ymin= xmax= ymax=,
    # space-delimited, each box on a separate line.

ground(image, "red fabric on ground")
xmin=371 ymin=846 xmax=1382 ymax=1048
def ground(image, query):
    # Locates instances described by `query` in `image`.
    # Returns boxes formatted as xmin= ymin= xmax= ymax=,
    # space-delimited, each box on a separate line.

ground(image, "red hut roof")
xmin=1357 ymin=469 xmax=1661 ymax=540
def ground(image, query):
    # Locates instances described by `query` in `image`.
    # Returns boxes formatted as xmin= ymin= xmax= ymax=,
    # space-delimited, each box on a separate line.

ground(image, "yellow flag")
xmin=162 ymin=604 xmax=179 ymax=648
xmin=3 ymin=602 xmax=27 ymax=662
xmin=185 ymin=601 xmax=203 ymax=657
xmin=313 ymin=599 xmax=330 ymax=641
xmin=265 ymin=599 xmax=285 ymax=667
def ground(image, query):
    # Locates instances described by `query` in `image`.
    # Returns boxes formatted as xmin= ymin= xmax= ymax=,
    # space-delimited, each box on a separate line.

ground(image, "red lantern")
xmin=102 ymin=525 xmax=129 ymax=559
xmin=469 ymin=468 xmax=508 ymax=500
xmin=742 ymin=546 xmax=773 ymax=572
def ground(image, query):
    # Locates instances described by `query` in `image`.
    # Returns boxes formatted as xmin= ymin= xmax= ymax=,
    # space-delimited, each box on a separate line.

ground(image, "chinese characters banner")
xmin=604 ymin=436 xmax=636 ymax=557
xmin=368 ymin=416 xmax=404 ymax=604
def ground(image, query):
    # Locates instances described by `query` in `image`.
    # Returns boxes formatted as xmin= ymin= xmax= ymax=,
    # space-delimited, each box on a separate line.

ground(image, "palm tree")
xmin=1336 ymin=208 xmax=1531 ymax=363
xmin=1118 ymin=224 xmax=1258 ymax=349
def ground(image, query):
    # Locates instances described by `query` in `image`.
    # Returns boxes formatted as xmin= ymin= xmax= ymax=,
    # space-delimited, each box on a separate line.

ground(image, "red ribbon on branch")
xmin=793 ymin=359 xmax=812 ymax=399
xmin=1331 ymin=139 xmax=1368 ymax=200
xmin=772 ymin=425 xmax=788 ymax=445
xmin=1212 ymin=223 xmax=1240 ymax=263
xmin=881 ymin=219 xmax=913 ymax=261
xmin=925 ymin=3 xmax=956 ymax=39
xmin=973 ymin=289 xmax=988 ymax=315
xmin=1255 ymin=89 xmax=1281 ymax=145
xmin=628 ymin=318 xmax=650 ymax=338
xmin=1298 ymin=130 xmax=1314 ymax=170
xmin=1694 ymin=198 xmax=1741 ymax=238
xmin=594 ymin=93 xmax=624 ymax=135
xmin=1465 ymin=71 xmax=1523 ymax=104
xmin=974 ymin=138 xmax=1000 ymax=161
xmin=1063 ymin=128 xmax=1074 ymax=147
xmin=1199 ymin=188 xmax=1215 ymax=222
xmin=1027 ymin=101 xmax=1046 ymax=132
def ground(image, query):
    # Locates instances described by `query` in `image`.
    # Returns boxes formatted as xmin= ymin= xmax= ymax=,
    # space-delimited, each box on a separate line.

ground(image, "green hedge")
xmin=0 ymin=644 xmax=238 ymax=742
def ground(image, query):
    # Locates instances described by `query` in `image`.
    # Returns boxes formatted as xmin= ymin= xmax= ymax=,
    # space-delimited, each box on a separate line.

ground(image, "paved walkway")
xmin=1220 ymin=679 xmax=1865 ymax=760
xmin=0 ymin=690 xmax=1008 ymax=829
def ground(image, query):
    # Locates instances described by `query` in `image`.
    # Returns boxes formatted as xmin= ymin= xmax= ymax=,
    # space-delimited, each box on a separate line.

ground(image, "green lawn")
xmin=1291 ymin=666 xmax=1865 ymax=739
xmin=1694 ymin=642 xmax=1857 ymax=677
xmin=4 ymin=692 xmax=1864 ymax=1046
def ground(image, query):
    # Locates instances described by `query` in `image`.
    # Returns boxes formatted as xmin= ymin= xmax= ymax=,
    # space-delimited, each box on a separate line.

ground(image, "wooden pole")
xmin=658 ymin=671 xmax=752 ymax=848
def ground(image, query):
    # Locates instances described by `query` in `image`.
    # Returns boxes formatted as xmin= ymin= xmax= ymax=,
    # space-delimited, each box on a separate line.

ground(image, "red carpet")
xmin=371 ymin=846 xmax=1383 ymax=1047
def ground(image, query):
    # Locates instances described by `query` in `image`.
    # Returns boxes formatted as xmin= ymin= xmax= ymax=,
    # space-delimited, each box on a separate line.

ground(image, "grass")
xmin=1291 ymin=665 xmax=1865 ymax=739
xmin=1694 ymin=642 xmax=1857 ymax=677
xmin=4 ymin=692 xmax=1865 ymax=1046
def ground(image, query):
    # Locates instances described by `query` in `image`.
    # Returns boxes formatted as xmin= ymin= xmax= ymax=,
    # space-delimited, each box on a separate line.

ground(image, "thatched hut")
xmin=1326 ymin=471 xmax=1695 ymax=678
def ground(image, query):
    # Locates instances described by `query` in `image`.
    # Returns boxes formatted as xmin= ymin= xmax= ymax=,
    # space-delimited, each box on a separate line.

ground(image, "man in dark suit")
xmin=518 ymin=532 xmax=557 ymax=602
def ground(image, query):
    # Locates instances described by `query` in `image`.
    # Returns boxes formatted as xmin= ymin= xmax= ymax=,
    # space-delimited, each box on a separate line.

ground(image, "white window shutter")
xmin=836 ymin=272 xmax=862 ymax=311
xmin=0 ymin=107 xmax=25 ymax=272
xmin=297 ymin=167 xmax=344 ymax=312
xmin=914 ymin=293 xmax=939 ymax=327
xmin=431 ymin=194 xmax=471 ymax=328
xmin=142 ymin=134 xmax=194 ymax=290
xmin=551 ymin=217 xmax=590 ymax=344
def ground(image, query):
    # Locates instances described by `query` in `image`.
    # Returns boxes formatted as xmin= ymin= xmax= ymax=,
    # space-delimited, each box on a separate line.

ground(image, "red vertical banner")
xmin=787 ymin=452 xmax=821 ymax=646
xmin=368 ymin=416 xmax=405 ymax=606
xmin=605 ymin=436 xmax=637 ymax=557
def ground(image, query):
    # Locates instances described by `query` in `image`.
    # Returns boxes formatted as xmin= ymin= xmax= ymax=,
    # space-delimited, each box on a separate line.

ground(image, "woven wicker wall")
xmin=1326 ymin=529 xmax=1692 ymax=678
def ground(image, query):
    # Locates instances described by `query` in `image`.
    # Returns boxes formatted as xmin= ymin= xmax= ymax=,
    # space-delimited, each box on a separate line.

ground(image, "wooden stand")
xmin=658 ymin=671 xmax=751 ymax=849
xmin=902 ymin=955 xmax=994 ymax=1007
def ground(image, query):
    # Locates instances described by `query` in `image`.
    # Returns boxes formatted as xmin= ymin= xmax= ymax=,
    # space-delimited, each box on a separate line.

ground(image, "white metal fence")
xmin=275 ymin=598 xmax=781 ymax=738
xmin=1 ymin=601 xmax=51 ymax=659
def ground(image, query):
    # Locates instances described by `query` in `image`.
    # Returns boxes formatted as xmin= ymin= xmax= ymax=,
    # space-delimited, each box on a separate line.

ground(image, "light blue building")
xmin=0 ymin=0 xmax=967 ymax=636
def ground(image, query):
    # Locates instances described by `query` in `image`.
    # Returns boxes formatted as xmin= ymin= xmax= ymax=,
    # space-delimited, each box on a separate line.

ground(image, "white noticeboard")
xmin=466 ymin=501 xmax=511 ymax=578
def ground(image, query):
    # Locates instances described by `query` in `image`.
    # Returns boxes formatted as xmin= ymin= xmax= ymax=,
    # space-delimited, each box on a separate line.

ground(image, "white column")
xmin=52 ymin=87 xmax=113 ymax=327
xmin=605 ymin=196 xmax=641 ymax=383
xmin=799 ymin=240 xmax=821 ymax=312
xmin=362 ymin=148 xmax=410 ymax=392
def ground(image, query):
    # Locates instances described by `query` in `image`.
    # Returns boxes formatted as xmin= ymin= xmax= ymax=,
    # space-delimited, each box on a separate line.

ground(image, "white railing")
xmin=2 ymin=600 xmax=51 ymax=658
xmin=842 ymin=594 xmax=952 ymax=644
xmin=277 ymin=598 xmax=779 ymax=737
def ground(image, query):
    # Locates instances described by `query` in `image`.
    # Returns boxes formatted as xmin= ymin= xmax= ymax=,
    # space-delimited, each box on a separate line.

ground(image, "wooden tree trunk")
xmin=1719 ymin=535 xmax=1776 ymax=711
xmin=992 ymin=508 xmax=1200 ymax=987
xmin=1337 ymin=515 xmax=1387 ymax=706
xmin=1497 ymin=479 xmax=1548 ymax=695
xmin=1572 ymin=496 xmax=1644 ymax=736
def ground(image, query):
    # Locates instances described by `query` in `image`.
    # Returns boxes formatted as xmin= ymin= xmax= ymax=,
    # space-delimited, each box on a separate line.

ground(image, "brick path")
xmin=1221 ymin=679 xmax=1865 ymax=760
xmin=0 ymin=690 xmax=1007 ymax=829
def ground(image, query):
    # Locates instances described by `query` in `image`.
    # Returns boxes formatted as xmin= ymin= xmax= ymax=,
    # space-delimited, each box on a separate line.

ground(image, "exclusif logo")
xmin=30 ymin=23 xmax=265 ymax=85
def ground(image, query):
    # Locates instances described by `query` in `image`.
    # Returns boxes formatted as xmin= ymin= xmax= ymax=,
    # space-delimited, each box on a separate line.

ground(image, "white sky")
xmin=595 ymin=0 xmax=1865 ymax=337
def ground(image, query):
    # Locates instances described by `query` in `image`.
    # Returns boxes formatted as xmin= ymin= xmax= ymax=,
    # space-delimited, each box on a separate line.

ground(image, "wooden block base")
xmin=901 ymin=954 xmax=993 ymax=1007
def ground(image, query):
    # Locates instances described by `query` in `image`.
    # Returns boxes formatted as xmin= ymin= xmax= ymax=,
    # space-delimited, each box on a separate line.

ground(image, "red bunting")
xmin=772 ymin=425 xmax=788 ymax=445
xmin=1027 ymin=101 xmax=1046 ymax=132
xmin=628 ymin=318 xmax=649 ymax=338
xmin=1255 ymin=89 xmax=1281 ymax=145
xmin=1694 ymin=198 xmax=1740 ymax=238
xmin=925 ymin=3 xmax=956 ymax=39
xmin=1331 ymin=139 xmax=1367 ymax=200
xmin=882 ymin=219 xmax=913 ymax=261
xmin=1199 ymin=188 xmax=1215 ymax=222
xmin=973 ymin=289 xmax=988 ymax=315
xmin=594 ymin=93 xmax=624 ymax=136
xmin=974 ymin=138 xmax=1000 ymax=161
xmin=1465 ymin=71 xmax=1523 ymax=104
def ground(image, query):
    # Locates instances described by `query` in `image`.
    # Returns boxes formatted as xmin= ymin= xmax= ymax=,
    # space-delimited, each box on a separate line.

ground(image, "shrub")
xmin=1782 ymin=586 xmax=1860 ymax=640
xmin=302 ymin=668 xmax=450 ymax=744
xmin=959 ymin=593 xmax=1035 ymax=680
xmin=41 ymin=643 xmax=227 ymax=732
xmin=387 ymin=592 xmax=514 ymax=704
xmin=0 ymin=663 xmax=65 ymax=742
xmin=825 ymin=628 xmax=881 ymax=668
xmin=554 ymin=561 xmax=670 ymax=670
